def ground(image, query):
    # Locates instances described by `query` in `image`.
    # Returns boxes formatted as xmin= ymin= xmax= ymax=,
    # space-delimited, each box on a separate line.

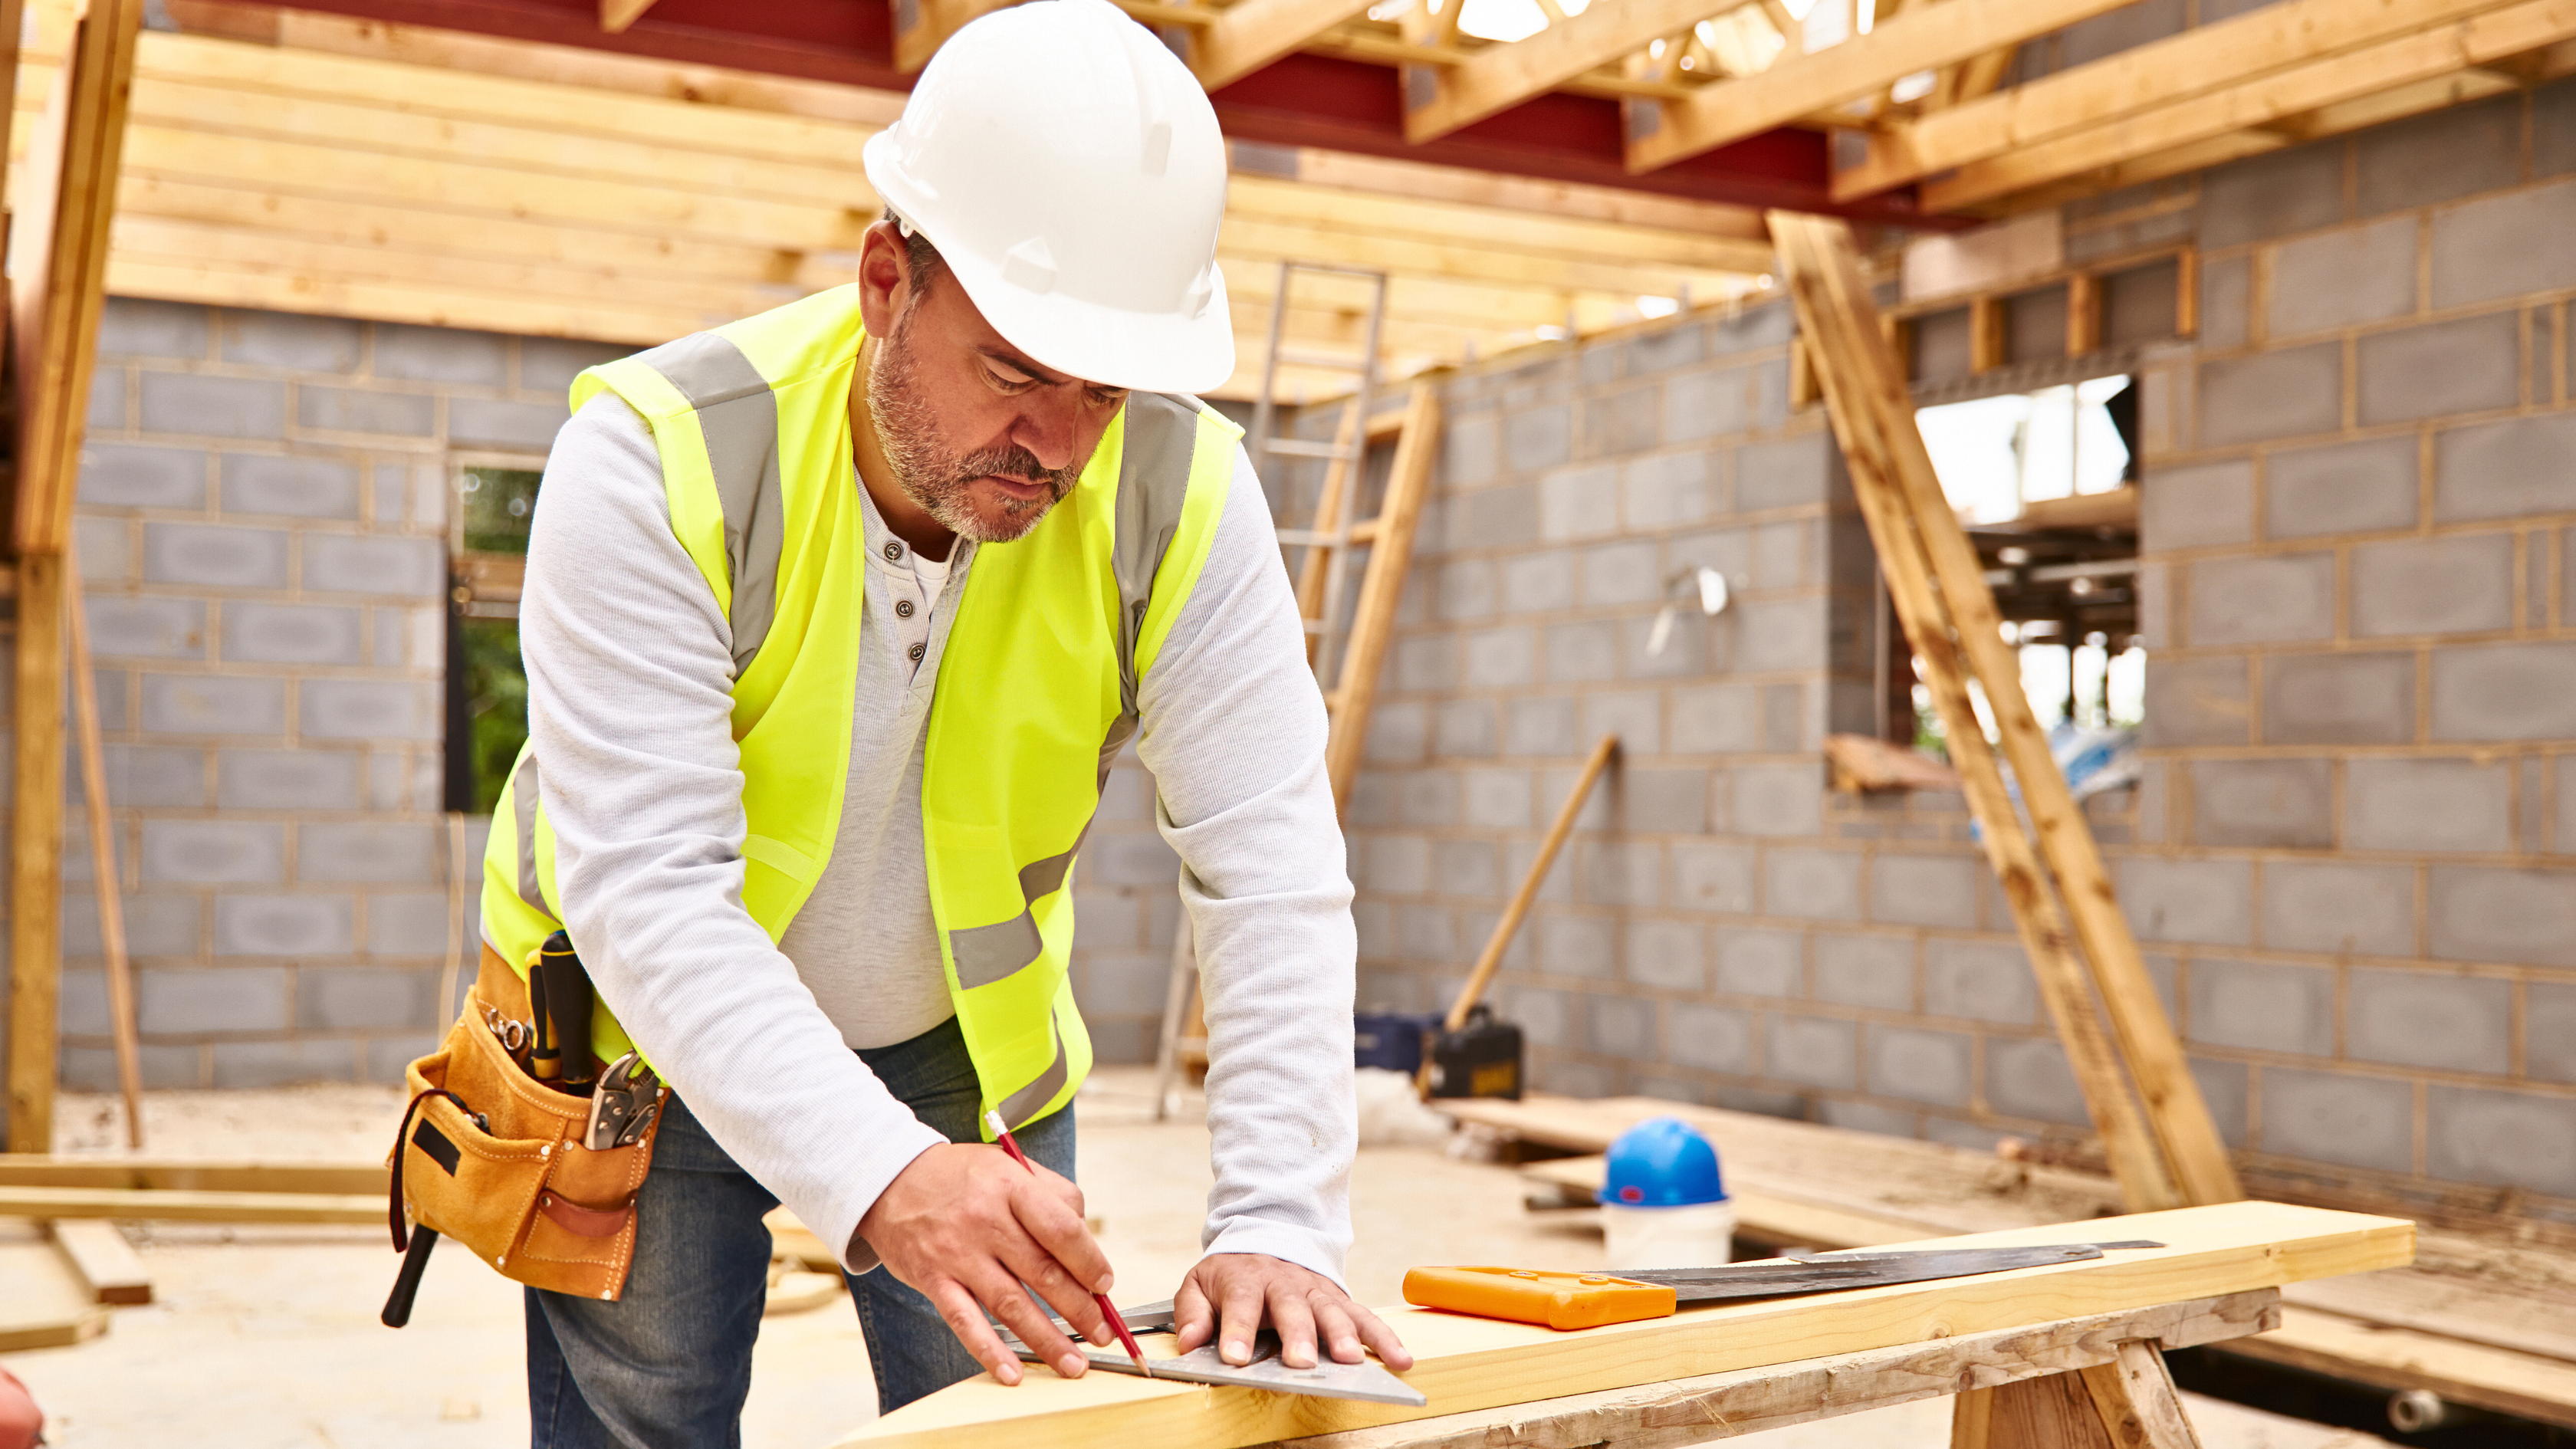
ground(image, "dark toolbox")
xmin=1354 ymin=1011 xmax=1441 ymax=1074
xmin=1425 ymin=1004 xmax=1523 ymax=1100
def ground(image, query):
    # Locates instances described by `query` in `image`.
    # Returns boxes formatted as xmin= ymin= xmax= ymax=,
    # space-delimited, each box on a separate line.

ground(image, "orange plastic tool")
xmin=1402 ymin=1266 xmax=1677 ymax=1331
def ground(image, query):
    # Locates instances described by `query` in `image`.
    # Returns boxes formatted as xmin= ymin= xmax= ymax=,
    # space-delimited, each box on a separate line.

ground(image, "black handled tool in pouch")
xmin=535 ymin=931 xmax=596 ymax=1088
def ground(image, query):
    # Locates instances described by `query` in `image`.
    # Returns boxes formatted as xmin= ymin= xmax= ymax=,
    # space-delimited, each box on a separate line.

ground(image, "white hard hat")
xmin=863 ymin=0 xmax=1234 ymax=395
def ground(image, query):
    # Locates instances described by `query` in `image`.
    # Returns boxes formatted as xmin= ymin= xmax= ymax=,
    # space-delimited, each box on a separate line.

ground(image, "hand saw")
xmin=995 ymin=1303 xmax=1425 ymax=1405
xmin=1404 ymin=1240 xmax=2167 ymax=1331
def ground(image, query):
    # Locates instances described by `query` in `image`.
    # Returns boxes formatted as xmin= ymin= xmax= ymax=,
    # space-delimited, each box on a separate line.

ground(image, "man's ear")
xmin=856 ymin=220 xmax=911 ymax=338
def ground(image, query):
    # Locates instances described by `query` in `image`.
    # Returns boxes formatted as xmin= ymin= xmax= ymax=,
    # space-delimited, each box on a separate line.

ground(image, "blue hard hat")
xmin=1598 ymin=1116 xmax=1727 ymax=1207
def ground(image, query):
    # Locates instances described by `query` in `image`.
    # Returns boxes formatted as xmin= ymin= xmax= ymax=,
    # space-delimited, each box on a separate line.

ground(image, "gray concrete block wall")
xmin=2098 ymin=81 xmax=2576 ymax=1207
xmin=25 ymin=296 xmax=618 ymax=1092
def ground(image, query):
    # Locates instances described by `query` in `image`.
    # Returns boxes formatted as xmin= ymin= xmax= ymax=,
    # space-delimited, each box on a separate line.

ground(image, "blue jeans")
xmin=524 ymin=1016 xmax=1077 ymax=1448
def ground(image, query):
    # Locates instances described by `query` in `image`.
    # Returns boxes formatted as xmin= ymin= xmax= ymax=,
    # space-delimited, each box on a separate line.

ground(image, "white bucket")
xmin=1601 ymin=1198 xmax=1737 ymax=1272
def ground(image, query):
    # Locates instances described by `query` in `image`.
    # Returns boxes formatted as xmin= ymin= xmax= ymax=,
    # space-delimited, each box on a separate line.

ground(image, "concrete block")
xmin=224 ymin=603 xmax=366 ymax=665
xmin=220 ymin=311 xmax=361 ymax=371
xmin=2561 ymin=754 xmax=2576 ymax=853
xmin=521 ymin=337 xmax=629 ymax=393
xmin=1735 ymin=435 xmax=1834 ymax=512
xmin=1499 ymin=552 xmax=1574 ymax=615
xmin=2345 ymin=966 xmax=2511 ymax=1073
xmin=1868 ymin=1026 xmax=1970 ymax=1107
xmin=214 ymin=893 xmax=356 ymax=957
xmin=76 ymin=516 xmax=133 ymax=586
xmin=2356 ymin=95 xmax=2522 ymax=217
xmin=1579 ymin=840 xmax=1659 ymax=907
xmin=2186 ymin=553 xmax=2334 ymax=646
xmin=80 ymin=444 xmax=209 ymax=509
xmin=1436 ymin=560 xmax=1496 ymax=622
xmin=1731 ymin=762 xmax=1824 ymax=837
xmin=1506 ymin=697 xmax=1576 ymax=757
xmin=2528 ymin=981 xmax=2576 ymax=1083
xmin=1462 ymin=631 xmax=1541 ymax=695
xmin=1398 ymin=904 xmax=1457 ymax=961
xmin=298 ymin=385 xmax=434 ymax=437
xmin=1763 ymin=847 xmax=1862 ymax=919
xmin=1460 ymin=768 xmax=1533 ymax=830
xmin=2140 ymin=459 xmax=2252 ymax=551
xmin=2260 ymin=860 xmax=2416 ymax=956
xmin=1395 ymin=635 xmax=1459 ymax=692
xmin=452 ymin=398 xmax=570 ymax=450
xmin=1665 ymin=366 xmax=1754 ymax=442
xmin=1830 ymin=1100 xmax=1923 ymax=1138
xmin=1440 ymin=411 xmax=1499 ymax=488
xmin=61 ymin=1043 xmax=204 ymax=1091
xmin=2261 ymin=650 xmax=2413 ymax=744
xmin=2430 ymin=178 xmax=2576 ymax=310
xmin=297 ymin=823 xmax=439 ymax=884
xmin=212 ymin=1039 xmax=359 ymax=1089
xmin=2261 ymin=1067 xmax=2413 ymax=1173
xmin=1544 ymin=620 xmax=1622 ymax=682
xmin=1627 ymin=919 xmax=1706 ymax=991
xmin=1673 ymin=842 xmax=1756 ymax=913
xmin=1581 ymin=383 xmax=1661 ymax=459
xmin=1588 ymin=996 xmax=1657 ymax=1057
xmin=1924 ymin=938 xmax=2036 ymax=1024
xmin=1449 ymin=483 xmax=1541 ymax=550
xmin=1086 ymin=830 xmax=1183 ymax=888
xmin=1627 ymin=323 xmax=1704 ymax=377
xmin=140 ymin=372 xmax=286 ymax=439
xmin=1911 ymin=307 xmax=1973 ymax=384
xmin=1709 ymin=301 xmax=1793 ymax=355
xmin=2188 ymin=758 xmax=2332 ymax=849
xmin=372 ymin=323 xmax=510 ymax=385
xmin=1623 ymin=449 xmax=1716 ymax=529
xmin=84 ymin=596 xmax=205 ymax=660
xmin=1398 ymin=770 xmax=1464 ymax=828
xmin=144 ymin=522 xmax=291 ymax=589
xmin=2196 ymin=254 xmax=2252 ymax=352
xmin=1751 ymin=518 xmax=1811 ymax=589
xmin=1365 ymin=702 xmax=1430 ymax=765
xmin=1671 ymin=683 xmax=1763 ymax=753
xmin=101 ymin=298 xmax=211 ymax=360
xmin=2347 ymin=757 xmax=2511 ymax=853
xmin=87 ymin=745 xmax=208 ymax=811
xmin=1814 ymin=932 xmax=1912 ymax=1010
xmin=140 ymin=964 xmax=289 ymax=1033
xmin=2143 ymin=655 xmax=2249 ymax=747
xmin=2431 ymin=642 xmax=2576 ymax=741
xmin=2118 ymin=856 xmax=2253 ymax=945
xmin=1582 ymin=540 xmax=1663 ymax=606
xmin=1620 ymin=766 xmax=1707 ymax=833
xmin=366 ymin=892 xmax=452 ymax=957
xmin=66 ymin=886 xmax=200 ymax=960
xmin=2268 ymin=217 xmax=2417 ymax=337
xmin=2190 ymin=957 xmax=2334 ymax=1056
xmin=2434 ymin=412 xmax=2576 ymax=523
xmin=1503 ymin=404 xmax=1571 ymax=473
xmin=219 ymin=453 xmax=362 ymax=520
xmin=301 ymin=679 xmax=441 ymax=741
xmin=1868 ymin=852 xmax=1980 ymax=928
xmin=141 ymin=674 xmax=287 ymax=737
xmin=2200 ymin=143 xmax=2345 ymax=251
xmin=2197 ymin=345 xmax=2342 ymax=447
xmin=1713 ymin=925 xmax=1800 ymax=997
xmin=2428 ymin=864 xmax=2576 ymax=967
xmin=2266 ymin=435 xmax=2418 ymax=540
xmin=1503 ymin=985 xmax=1569 ymax=1050
xmin=89 ymin=364 xmax=128 ymax=431
xmin=1985 ymin=1037 xmax=2090 ymax=1126
xmin=1766 ymin=1014 xmax=1857 ymax=1089
xmin=2541 ymin=76 xmax=2576 ymax=176
xmin=2358 ymin=311 xmax=2521 ymax=427
xmin=1539 ymin=462 xmax=1622 ymax=544
xmin=1669 ymin=1004 xmax=1754 ymax=1073
xmin=1364 ymin=834 xmax=1430 ymax=895
xmin=2426 ymin=1086 xmax=2576 ymax=1195
xmin=1734 ymin=595 xmax=1829 ymax=673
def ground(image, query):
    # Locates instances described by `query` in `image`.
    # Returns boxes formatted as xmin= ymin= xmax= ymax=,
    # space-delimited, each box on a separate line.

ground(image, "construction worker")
xmin=478 ymin=0 xmax=1410 ymax=1439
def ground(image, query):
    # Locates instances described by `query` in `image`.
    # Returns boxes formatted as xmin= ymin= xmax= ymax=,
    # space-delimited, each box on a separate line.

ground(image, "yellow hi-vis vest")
xmin=478 ymin=284 xmax=1240 ymax=1133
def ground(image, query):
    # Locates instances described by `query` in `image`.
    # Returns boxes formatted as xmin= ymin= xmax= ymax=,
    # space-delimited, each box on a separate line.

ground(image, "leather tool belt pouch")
xmin=388 ymin=946 xmax=666 ymax=1301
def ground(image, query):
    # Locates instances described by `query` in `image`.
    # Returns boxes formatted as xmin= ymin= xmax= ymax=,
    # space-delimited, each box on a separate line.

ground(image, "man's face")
xmin=860 ymin=232 xmax=1129 ymax=544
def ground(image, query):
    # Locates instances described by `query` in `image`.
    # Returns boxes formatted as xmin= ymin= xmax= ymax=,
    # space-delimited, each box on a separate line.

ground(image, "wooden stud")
xmin=1442 ymin=734 xmax=1618 ymax=1033
xmin=1771 ymin=212 xmax=2242 ymax=1208
xmin=2078 ymin=1340 xmax=2206 ymax=1449
xmin=48 ymin=1218 xmax=151 ymax=1305
xmin=1190 ymin=0 xmax=1378 ymax=89
xmin=1323 ymin=383 xmax=1441 ymax=810
xmin=2067 ymin=271 xmax=2102 ymax=357
xmin=597 ymin=0 xmax=657 ymax=32
xmin=1789 ymin=334 xmax=1820 ymax=408
xmin=1625 ymin=0 xmax=2142 ymax=172
xmin=66 ymin=547 xmax=145 ymax=1150
xmin=1404 ymin=0 xmax=1746 ymax=143
xmin=0 ymin=1184 xmax=383 ymax=1223
xmin=1970 ymin=293 xmax=2006 ymax=373
xmin=0 ymin=1158 xmax=387 ymax=1194
xmin=1771 ymin=214 xmax=2180 ymax=1213
xmin=1967 ymin=1371 xmax=2121 ymax=1449
xmin=7 ymin=555 xmax=68 ymax=1157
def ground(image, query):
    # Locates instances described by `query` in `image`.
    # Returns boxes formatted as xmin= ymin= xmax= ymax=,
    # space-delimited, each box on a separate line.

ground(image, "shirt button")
xmin=882 ymin=540 xmax=903 ymax=562
xmin=908 ymin=642 xmax=925 ymax=662
xmin=895 ymin=599 xmax=914 ymax=619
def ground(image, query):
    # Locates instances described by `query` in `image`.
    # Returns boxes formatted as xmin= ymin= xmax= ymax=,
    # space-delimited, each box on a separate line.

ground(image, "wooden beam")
xmin=2078 ymin=1339 xmax=2203 ymax=1449
xmin=2230 ymin=1305 xmax=2576 ymax=1431
xmin=0 ymin=1233 xmax=109 ymax=1351
xmin=1626 ymin=0 xmax=2139 ymax=172
xmin=2065 ymin=271 xmax=2100 ymax=357
xmin=1235 ymin=139 xmax=1773 ymax=238
xmin=0 ymin=1157 xmax=389 ymax=1194
xmin=1769 ymin=215 xmax=2178 ymax=1214
xmin=48 ymin=1218 xmax=151 ymax=1305
xmin=66 ymin=548 xmax=145 ymax=1150
xmin=597 ymin=0 xmax=656 ymax=33
xmin=1838 ymin=0 xmax=2512 ymax=198
xmin=0 ymin=1184 xmax=383 ymax=1223
xmin=1323 ymin=383 xmax=1441 ymax=810
xmin=1771 ymin=212 xmax=2244 ymax=1208
xmin=1191 ymin=0 xmax=1376 ymax=90
xmin=1403 ymin=0 xmax=1737 ymax=143
xmin=5 ymin=556 xmax=68 ymax=1156
xmin=1970 ymin=292 xmax=2005 ymax=373
xmin=1924 ymin=0 xmax=2576 ymax=210
xmin=832 ymin=1204 xmax=2410 ymax=1449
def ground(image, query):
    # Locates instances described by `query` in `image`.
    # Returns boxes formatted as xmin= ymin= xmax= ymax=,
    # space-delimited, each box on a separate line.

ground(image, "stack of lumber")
xmin=1449 ymin=1093 xmax=2576 ymax=1429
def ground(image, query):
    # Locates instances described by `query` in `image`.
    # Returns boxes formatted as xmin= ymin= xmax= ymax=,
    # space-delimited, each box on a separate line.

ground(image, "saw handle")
xmin=1402 ymin=1265 xmax=1676 ymax=1331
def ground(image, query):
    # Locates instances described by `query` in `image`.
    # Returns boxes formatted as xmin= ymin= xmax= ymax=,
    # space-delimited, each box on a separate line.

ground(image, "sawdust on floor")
xmin=5 ymin=1069 xmax=2390 ymax=1449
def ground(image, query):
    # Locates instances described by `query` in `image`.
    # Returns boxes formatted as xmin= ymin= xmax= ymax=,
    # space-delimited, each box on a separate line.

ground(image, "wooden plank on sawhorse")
xmin=1273 ymin=1290 xmax=2271 ymax=1449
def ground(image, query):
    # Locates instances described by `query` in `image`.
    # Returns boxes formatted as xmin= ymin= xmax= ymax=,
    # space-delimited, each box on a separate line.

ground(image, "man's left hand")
xmin=1172 ymin=1254 xmax=1414 ymax=1372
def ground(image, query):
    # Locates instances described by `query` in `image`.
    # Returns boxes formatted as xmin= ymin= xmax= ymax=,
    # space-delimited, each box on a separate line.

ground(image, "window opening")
xmin=445 ymin=462 xmax=543 ymax=815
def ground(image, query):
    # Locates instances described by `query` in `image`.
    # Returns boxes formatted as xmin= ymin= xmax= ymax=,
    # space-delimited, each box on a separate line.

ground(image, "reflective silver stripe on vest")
xmin=636 ymin=332 xmax=787 ymax=671
xmin=511 ymin=753 xmax=548 ymax=914
xmin=997 ymin=1030 xmax=1073 ymax=1129
xmin=945 ymin=395 xmax=1205 ymax=989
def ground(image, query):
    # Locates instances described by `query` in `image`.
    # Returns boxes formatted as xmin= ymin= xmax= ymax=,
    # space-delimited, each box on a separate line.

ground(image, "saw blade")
xmin=1628 ymin=1240 xmax=2167 ymax=1304
xmin=1003 ymin=1329 xmax=1426 ymax=1406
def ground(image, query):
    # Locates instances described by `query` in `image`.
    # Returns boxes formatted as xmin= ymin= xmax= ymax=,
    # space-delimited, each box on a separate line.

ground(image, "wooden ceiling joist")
xmin=596 ymin=0 xmax=653 ymax=34
xmin=1188 ymin=0 xmax=1376 ymax=89
xmin=1402 ymin=0 xmax=1741 ymax=143
xmin=1624 ymin=0 xmax=2147 ymax=172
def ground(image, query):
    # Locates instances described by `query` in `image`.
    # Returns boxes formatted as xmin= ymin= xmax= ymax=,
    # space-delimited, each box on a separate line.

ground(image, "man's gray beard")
xmin=864 ymin=305 xmax=1081 ymax=544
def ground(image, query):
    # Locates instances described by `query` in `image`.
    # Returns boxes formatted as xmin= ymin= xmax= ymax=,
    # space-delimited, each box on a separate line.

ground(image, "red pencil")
xmin=983 ymin=1109 xmax=1154 ymax=1379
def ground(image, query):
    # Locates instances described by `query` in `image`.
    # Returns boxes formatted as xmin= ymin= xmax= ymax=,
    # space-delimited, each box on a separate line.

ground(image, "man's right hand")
xmin=854 ymin=1142 xmax=1115 ymax=1385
